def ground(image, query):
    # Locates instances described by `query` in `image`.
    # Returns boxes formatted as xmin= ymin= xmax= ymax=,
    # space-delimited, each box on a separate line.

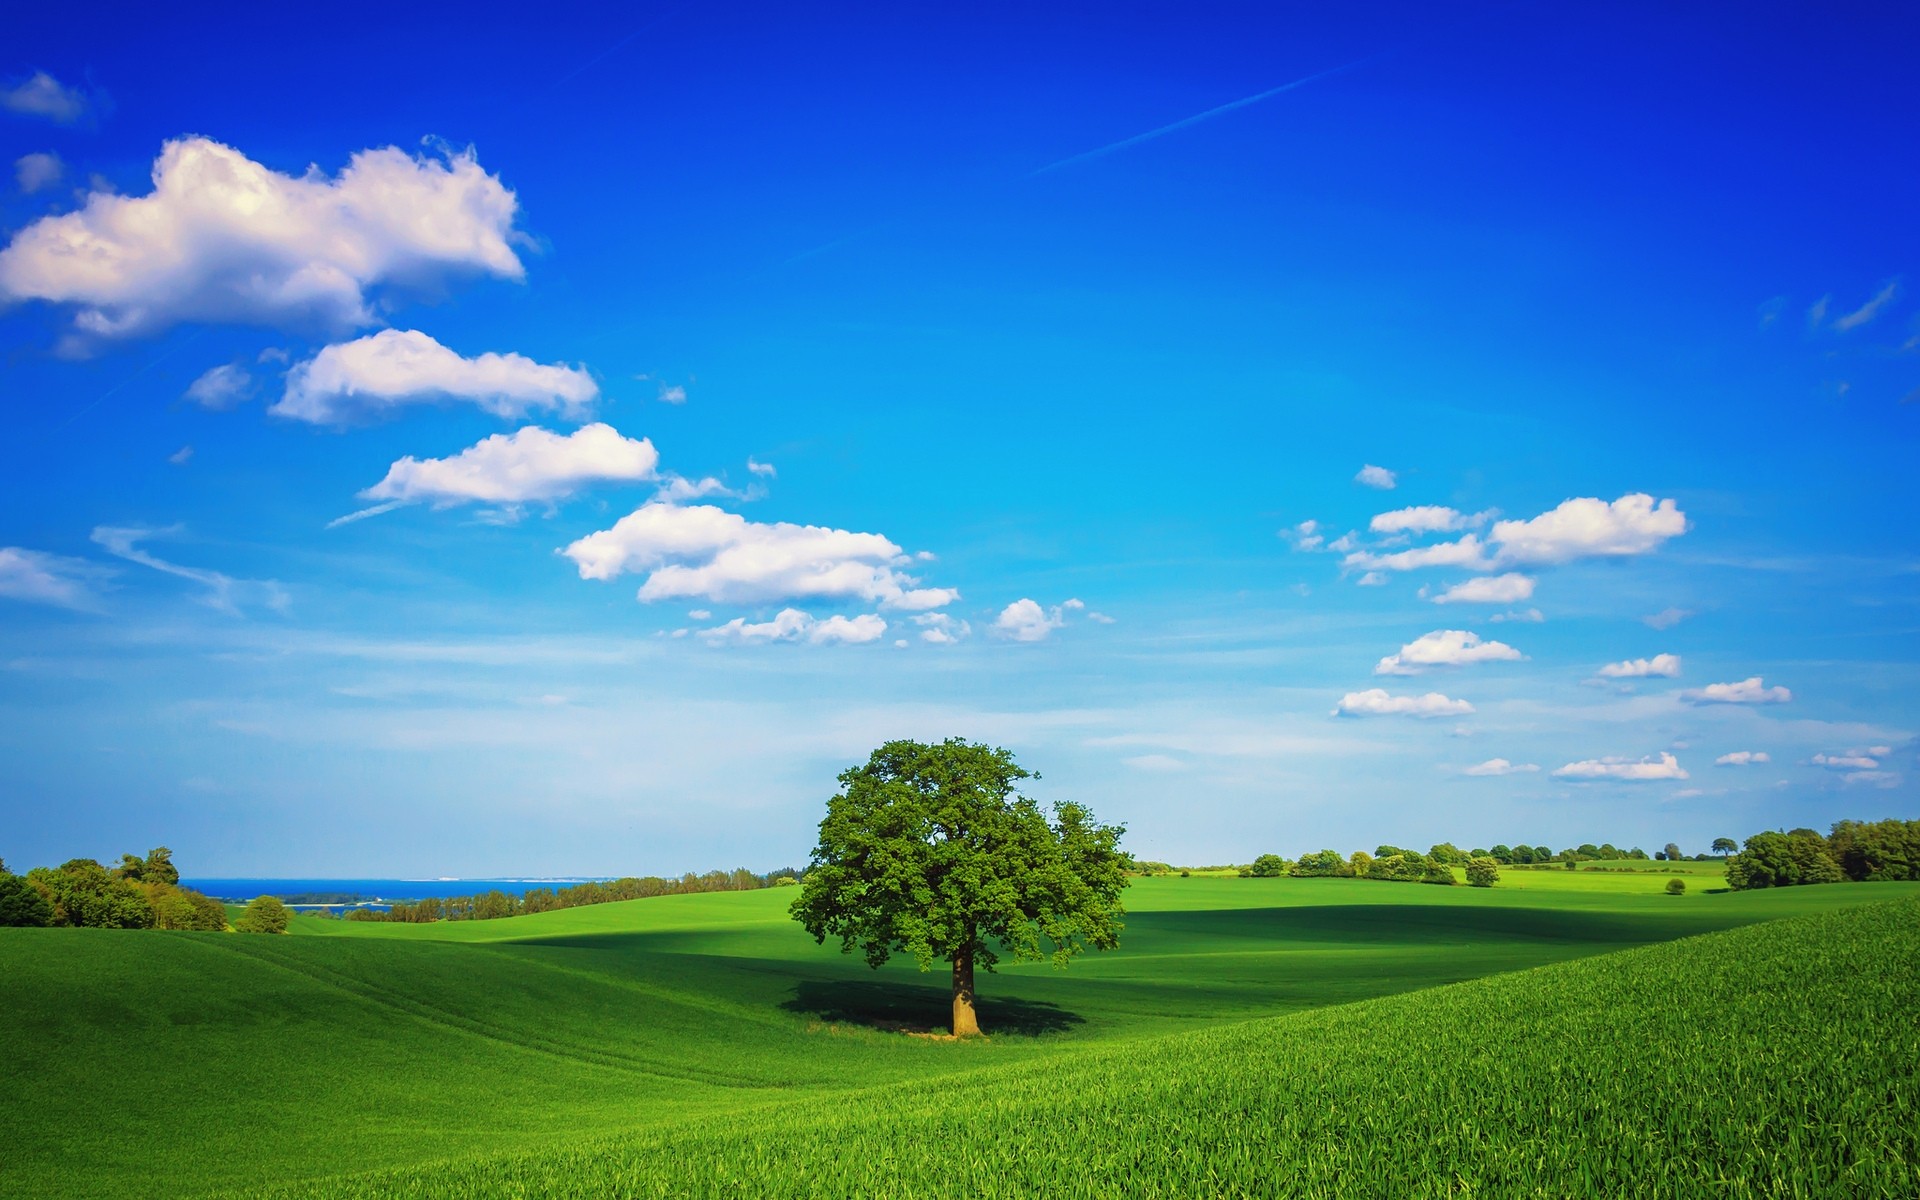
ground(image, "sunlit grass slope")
xmin=2 ymin=875 xmax=1911 ymax=1198
xmin=250 ymin=896 xmax=1920 ymax=1200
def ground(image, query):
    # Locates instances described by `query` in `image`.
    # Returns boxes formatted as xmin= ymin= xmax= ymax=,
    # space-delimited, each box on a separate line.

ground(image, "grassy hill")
xmin=2 ymin=873 xmax=1913 ymax=1198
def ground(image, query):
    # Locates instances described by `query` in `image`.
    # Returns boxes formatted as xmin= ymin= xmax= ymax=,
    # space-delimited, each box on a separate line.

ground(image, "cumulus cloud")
xmin=563 ymin=502 xmax=954 ymax=610
xmin=1643 ymin=607 xmax=1692 ymax=630
xmin=1812 ymin=752 xmax=1880 ymax=771
xmin=1375 ymin=629 xmax=1523 ymax=676
xmin=184 ymin=362 xmax=255 ymax=409
xmin=1333 ymin=689 xmax=1475 ymax=718
xmin=697 ymin=608 xmax=886 ymax=646
xmin=1371 ymin=505 xmax=1486 ymax=535
xmin=1681 ymin=677 xmax=1791 ymax=706
xmin=1431 ymin=573 xmax=1534 ymax=605
xmin=1283 ymin=519 xmax=1325 ymax=551
xmin=0 ymin=137 xmax=523 ymax=346
xmin=273 ymin=330 xmax=596 ymax=425
xmin=90 ymin=526 xmax=286 ymax=615
xmin=1355 ymin=464 xmax=1397 ymax=489
xmin=1551 ymin=752 xmax=1689 ymax=782
xmin=915 ymin=612 xmax=971 ymax=645
xmin=1830 ymin=280 xmax=1900 ymax=332
xmin=0 ymin=546 xmax=106 ymax=609
xmin=362 ymin=423 xmax=657 ymax=507
xmin=1 ymin=72 xmax=90 ymax=124
xmin=1489 ymin=494 xmax=1687 ymax=565
xmin=14 ymin=151 xmax=63 ymax=193
xmin=1463 ymin=758 xmax=1539 ymax=776
xmin=992 ymin=597 xmax=1083 ymax=642
xmin=1715 ymin=751 xmax=1770 ymax=766
xmin=1345 ymin=534 xmax=1494 ymax=573
xmin=1597 ymin=653 xmax=1682 ymax=679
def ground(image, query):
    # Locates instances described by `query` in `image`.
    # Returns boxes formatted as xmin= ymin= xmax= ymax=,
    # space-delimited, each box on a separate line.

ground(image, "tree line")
xmin=1723 ymin=818 xmax=1920 ymax=890
xmin=341 ymin=866 xmax=806 ymax=923
xmin=0 ymin=849 xmax=248 ymax=930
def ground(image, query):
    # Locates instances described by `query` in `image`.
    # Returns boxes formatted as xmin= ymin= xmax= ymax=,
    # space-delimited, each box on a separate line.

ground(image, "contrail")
xmin=326 ymin=501 xmax=406 ymax=530
xmin=1031 ymin=53 xmax=1388 ymax=176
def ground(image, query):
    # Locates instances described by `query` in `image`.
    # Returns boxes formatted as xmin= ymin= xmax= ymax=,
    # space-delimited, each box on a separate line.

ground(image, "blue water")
xmin=182 ymin=877 xmax=608 ymax=905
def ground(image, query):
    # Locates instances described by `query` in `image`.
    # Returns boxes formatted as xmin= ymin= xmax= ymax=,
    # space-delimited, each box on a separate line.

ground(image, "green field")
xmin=3 ymin=873 xmax=1915 ymax=1198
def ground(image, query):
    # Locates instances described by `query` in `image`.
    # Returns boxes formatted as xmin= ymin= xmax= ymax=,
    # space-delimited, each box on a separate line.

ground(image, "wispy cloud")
xmin=89 ymin=526 xmax=287 ymax=615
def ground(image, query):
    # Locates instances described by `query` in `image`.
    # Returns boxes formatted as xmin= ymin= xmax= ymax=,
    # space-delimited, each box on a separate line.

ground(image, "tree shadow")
xmin=781 ymin=978 xmax=1084 ymax=1038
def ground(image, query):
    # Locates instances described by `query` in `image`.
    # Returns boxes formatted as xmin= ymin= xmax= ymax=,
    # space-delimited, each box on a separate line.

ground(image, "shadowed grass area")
xmin=3 ymin=874 xmax=1913 ymax=1198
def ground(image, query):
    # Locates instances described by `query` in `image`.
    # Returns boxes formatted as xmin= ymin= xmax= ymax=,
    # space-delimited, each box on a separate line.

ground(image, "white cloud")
xmin=1551 ymin=752 xmax=1689 ymax=782
xmin=1431 ymin=573 xmax=1534 ymax=605
xmin=1344 ymin=534 xmax=1493 ymax=573
xmin=1842 ymin=770 xmax=1900 ymax=788
xmin=89 ymin=526 xmax=286 ymax=616
xmin=1375 ymin=629 xmax=1523 ymax=675
xmin=992 ymin=598 xmax=1083 ymax=642
xmin=1333 ymin=689 xmax=1475 ymax=718
xmin=1489 ymin=494 xmax=1687 ymax=565
xmin=1355 ymin=464 xmax=1397 ymax=489
xmin=273 ymin=330 xmax=596 ymax=425
xmin=651 ymin=474 xmax=734 ymax=504
xmin=1284 ymin=519 xmax=1324 ymax=551
xmin=746 ymin=458 xmax=776 ymax=478
xmin=362 ymin=423 xmax=657 ymax=506
xmin=168 ymin=445 xmax=193 ymax=466
xmin=1356 ymin=571 xmax=1389 ymax=587
xmin=915 ymin=612 xmax=971 ymax=645
xmin=697 ymin=608 xmax=886 ymax=646
xmin=1488 ymin=608 xmax=1544 ymax=623
xmin=184 ymin=362 xmax=254 ymax=409
xmin=1831 ymin=280 xmax=1899 ymax=332
xmin=1371 ymin=505 xmax=1485 ymax=535
xmin=14 ymin=152 xmax=63 ymax=193
xmin=1597 ymin=653 xmax=1682 ymax=679
xmin=1643 ymin=607 xmax=1692 ymax=630
xmin=1812 ymin=752 xmax=1879 ymax=771
xmin=1462 ymin=758 xmax=1539 ymax=777
xmin=1 ymin=72 xmax=89 ymax=124
xmin=1681 ymin=677 xmax=1792 ymax=706
xmin=0 ymin=546 xmax=105 ymax=609
xmin=562 ymin=502 xmax=954 ymax=610
xmin=0 ymin=137 xmax=522 ymax=346
xmin=657 ymin=383 xmax=687 ymax=404
xmin=1714 ymin=751 xmax=1770 ymax=766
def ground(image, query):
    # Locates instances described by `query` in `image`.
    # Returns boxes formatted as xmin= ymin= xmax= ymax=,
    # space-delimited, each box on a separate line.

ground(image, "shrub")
xmin=235 ymin=895 xmax=291 ymax=934
xmin=772 ymin=875 xmax=799 ymax=886
xmin=1366 ymin=854 xmax=1425 ymax=883
xmin=1665 ymin=878 xmax=1686 ymax=895
xmin=1465 ymin=857 xmax=1500 ymax=888
xmin=1288 ymin=850 xmax=1352 ymax=878
xmin=1249 ymin=854 xmax=1286 ymax=878
xmin=0 ymin=872 xmax=54 ymax=927
xmin=1420 ymin=861 xmax=1457 ymax=886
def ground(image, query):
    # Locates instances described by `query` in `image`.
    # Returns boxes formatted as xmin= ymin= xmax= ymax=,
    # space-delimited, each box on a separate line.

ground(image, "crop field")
xmin=3 ymin=874 xmax=1915 ymax=1199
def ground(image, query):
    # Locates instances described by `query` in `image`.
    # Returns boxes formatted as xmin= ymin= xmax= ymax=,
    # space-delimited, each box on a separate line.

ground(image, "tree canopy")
xmin=789 ymin=738 xmax=1127 ymax=1036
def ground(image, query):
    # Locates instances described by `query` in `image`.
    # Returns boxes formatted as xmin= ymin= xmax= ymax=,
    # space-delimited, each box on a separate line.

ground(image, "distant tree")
xmin=1509 ymin=844 xmax=1535 ymax=865
xmin=235 ymin=895 xmax=291 ymax=934
xmin=1711 ymin=837 xmax=1738 ymax=858
xmin=1488 ymin=844 xmax=1514 ymax=864
xmin=1420 ymin=861 xmax=1457 ymax=885
xmin=772 ymin=875 xmax=800 ymax=886
xmin=1288 ymin=850 xmax=1351 ymax=878
xmin=1653 ymin=850 xmax=1668 ymax=861
xmin=1347 ymin=850 xmax=1373 ymax=877
xmin=1825 ymin=819 xmax=1920 ymax=882
xmin=1465 ymin=857 xmax=1501 ymax=888
xmin=1663 ymin=842 xmax=1684 ymax=863
xmin=28 ymin=860 xmax=155 ymax=928
xmin=1665 ymin=878 xmax=1686 ymax=895
xmin=183 ymin=890 xmax=228 ymax=931
xmin=789 ymin=739 xmax=1127 ymax=1037
xmin=1725 ymin=831 xmax=1845 ymax=890
xmin=1534 ymin=846 xmax=1553 ymax=863
xmin=1249 ymin=854 xmax=1287 ymax=878
xmin=0 ymin=871 xmax=54 ymax=927
xmin=1427 ymin=843 xmax=1467 ymax=866
xmin=1366 ymin=854 xmax=1425 ymax=883
xmin=1375 ymin=845 xmax=1414 ymax=860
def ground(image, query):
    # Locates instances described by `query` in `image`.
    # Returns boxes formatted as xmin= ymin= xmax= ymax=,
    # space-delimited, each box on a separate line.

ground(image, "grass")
xmin=2 ymin=872 xmax=1913 ymax=1198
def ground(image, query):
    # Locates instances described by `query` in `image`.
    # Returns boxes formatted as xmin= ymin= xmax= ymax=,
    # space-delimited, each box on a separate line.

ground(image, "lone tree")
xmin=789 ymin=738 xmax=1127 ymax=1037
xmin=1711 ymin=837 xmax=1737 ymax=858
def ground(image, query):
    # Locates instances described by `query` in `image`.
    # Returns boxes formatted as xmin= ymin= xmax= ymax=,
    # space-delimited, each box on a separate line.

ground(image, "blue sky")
xmin=2 ymin=2 xmax=1915 ymax=875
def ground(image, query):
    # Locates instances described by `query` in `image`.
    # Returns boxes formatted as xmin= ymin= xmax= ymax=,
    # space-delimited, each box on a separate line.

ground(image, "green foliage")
xmin=235 ymin=895 xmax=291 ymax=934
xmin=1826 ymin=819 xmax=1920 ymax=882
xmin=1663 ymin=842 xmax=1684 ymax=863
xmin=1665 ymin=878 xmax=1687 ymax=896
xmin=215 ymin=896 xmax=1920 ymax=1200
xmin=789 ymin=738 xmax=1128 ymax=1028
xmin=1419 ymin=860 xmax=1457 ymax=885
xmin=1726 ymin=830 xmax=1847 ymax=890
xmin=1248 ymin=853 xmax=1286 ymax=878
xmin=1465 ymin=857 xmax=1500 ymax=888
xmin=1426 ymin=842 xmax=1467 ymax=865
xmin=1365 ymin=852 xmax=1427 ymax=883
xmin=1287 ymin=849 xmax=1353 ymax=878
xmin=1712 ymin=837 xmax=1738 ymax=857
xmin=27 ymin=860 xmax=156 ymax=929
xmin=0 ymin=871 xmax=54 ymax=927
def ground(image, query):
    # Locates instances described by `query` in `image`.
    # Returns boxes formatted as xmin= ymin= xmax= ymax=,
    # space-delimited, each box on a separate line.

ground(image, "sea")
xmin=181 ymin=878 xmax=611 ymax=913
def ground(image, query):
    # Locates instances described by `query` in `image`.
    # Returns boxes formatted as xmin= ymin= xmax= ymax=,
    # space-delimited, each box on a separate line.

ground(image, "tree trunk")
xmin=950 ymin=942 xmax=981 ymax=1037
